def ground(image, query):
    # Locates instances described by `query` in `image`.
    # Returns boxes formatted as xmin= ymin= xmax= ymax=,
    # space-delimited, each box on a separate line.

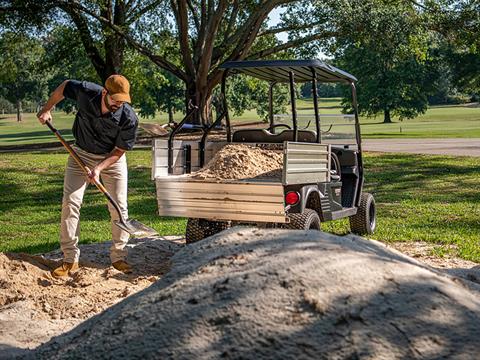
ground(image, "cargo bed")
xmin=153 ymin=139 xmax=330 ymax=224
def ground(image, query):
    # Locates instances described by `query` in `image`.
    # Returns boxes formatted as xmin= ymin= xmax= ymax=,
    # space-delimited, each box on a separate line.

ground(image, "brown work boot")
xmin=112 ymin=260 xmax=133 ymax=274
xmin=51 ymin=262 xmax=79 ymax=278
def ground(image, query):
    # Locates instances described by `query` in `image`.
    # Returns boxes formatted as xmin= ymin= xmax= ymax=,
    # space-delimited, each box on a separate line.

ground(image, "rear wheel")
xmin=349 ymin=192 xmax=376 ymax=235
xmin=285 ymin=209 xmax=321 ymax=230
xmin=185 ymin=218 xmax=230 ymax=244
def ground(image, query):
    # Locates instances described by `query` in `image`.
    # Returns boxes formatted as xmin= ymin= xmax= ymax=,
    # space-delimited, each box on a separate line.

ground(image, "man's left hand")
xmin=86 ymin=166 xmax=101 ymax=184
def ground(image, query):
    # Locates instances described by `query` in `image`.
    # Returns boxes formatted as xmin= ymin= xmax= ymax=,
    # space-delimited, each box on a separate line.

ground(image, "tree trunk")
xmin=185 ymin=82 xmax=214 ymax=127
xmin=16 ymin=100 xmax=22 ymax=122
xmin=383 ymin=108 xmax=392 ymax=123
xmin=168 ymin=106 xmax=174 ymax=124
xmin=100 ymin=1 xmax=126 ymax=82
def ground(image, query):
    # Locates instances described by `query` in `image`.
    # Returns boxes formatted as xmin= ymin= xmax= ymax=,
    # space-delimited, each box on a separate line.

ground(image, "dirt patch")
xmin=191 ymin=144 xmax=283 ymax=180
xmin=27 ymin=228 xmax=480 ymax=359
xmin=0 ymin=237 xmax=183 ymax=357
xmin=388 ymin=241 xmax=480 ymax=284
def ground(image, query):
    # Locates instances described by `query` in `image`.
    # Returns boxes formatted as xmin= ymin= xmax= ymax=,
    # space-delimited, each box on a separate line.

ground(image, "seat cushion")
xmin=232 ymin=129 xmax=317 ymax=143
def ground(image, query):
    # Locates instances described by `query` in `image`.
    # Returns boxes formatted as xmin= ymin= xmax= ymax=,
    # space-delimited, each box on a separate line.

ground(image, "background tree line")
xmin=0 ymin=0 xmax=478 ymax=124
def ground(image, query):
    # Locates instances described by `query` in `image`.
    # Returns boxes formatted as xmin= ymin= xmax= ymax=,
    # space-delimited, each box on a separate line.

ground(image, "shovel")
xmin=45 ymin=120 xmax=158 ymax=238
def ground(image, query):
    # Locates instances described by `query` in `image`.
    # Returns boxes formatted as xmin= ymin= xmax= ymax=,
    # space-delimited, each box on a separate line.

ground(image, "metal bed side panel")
xmin=155 ymin=179 xmax=287 ymax=223
xmin=152 ymin=139 xmax=227 ymax=178
xmin=282 ymin=142 xmax=330 ymax=185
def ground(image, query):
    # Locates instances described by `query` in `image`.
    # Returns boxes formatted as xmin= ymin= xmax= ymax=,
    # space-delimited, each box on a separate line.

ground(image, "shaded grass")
xmin=0 ymin=150 xmax=479 ymax=262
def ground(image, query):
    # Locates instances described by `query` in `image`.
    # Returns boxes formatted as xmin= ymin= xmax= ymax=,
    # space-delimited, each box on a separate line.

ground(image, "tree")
xmin=433 ymin=0 xmax=480 ymax=95
xmin=1 ymin=0 xmax=141 ymax=82
xmin=42 ymin=25 xmax=101 ymax=113
xmin=306 ymin=0 xmax=440 ymax=123
xmin=26 ymin=0 xmax=337 ymax=126
xmin=123 ymin=48 xmax=185 ymax=122
xmin=0 ymin=32 xmax=47 ymax=121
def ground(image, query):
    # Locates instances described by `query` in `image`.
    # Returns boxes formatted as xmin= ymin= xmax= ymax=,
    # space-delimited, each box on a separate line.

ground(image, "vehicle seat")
xmin=232 ymin=129 xmax=317 ymax=143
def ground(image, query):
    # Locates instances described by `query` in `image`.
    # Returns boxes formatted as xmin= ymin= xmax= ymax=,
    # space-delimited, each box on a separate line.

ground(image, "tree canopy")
xmin=0 ymin=0 xmax=478 ymax=124
xmin=0 ymin=32 xmax=46 ymax=121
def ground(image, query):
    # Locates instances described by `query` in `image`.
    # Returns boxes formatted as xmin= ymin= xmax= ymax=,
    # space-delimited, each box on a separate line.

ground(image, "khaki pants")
xmin=60 ymin=145 xmax=129 ymax=263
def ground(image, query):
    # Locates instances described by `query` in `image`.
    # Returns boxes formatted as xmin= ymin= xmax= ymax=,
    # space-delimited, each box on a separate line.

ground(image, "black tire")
xmin=185 ymin=218 xmax=230 ymax=244
xmin=285 ymin=209 xmax=321 ymax=230
xmin=349 ymin=192 xmax=376 ymax=235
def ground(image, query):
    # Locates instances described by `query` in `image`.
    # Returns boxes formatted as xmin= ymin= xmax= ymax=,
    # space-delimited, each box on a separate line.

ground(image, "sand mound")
xmin=191 ymin=144 xmax=283 ymax=180
xmin=139 ymin=123 xmax=169 ymax=136
xmin=28 ymin=228 xmax=480 ymax=359
xmin=0 ymin=237 xmax=182 ymax=358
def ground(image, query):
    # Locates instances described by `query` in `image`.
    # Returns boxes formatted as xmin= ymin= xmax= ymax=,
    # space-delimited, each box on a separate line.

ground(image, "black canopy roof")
xmin=220 ymin=59 xmax=357 ymax=83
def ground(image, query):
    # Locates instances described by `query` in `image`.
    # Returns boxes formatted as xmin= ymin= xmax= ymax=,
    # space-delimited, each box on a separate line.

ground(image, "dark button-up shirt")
xmin=63 ymin=80 xmax=138 ymax=154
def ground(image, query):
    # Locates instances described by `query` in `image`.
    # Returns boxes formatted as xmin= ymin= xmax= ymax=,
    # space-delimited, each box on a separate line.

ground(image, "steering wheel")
xmin=267 ymin=123 xmax=292 ymax=133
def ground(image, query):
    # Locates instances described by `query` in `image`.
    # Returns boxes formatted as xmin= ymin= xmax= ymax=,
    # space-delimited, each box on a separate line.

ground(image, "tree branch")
xmin=247 ymin=31 xmax=337 ymax=59
xmin=126 ymin=0 xmax=164 ymax=24
xmin=258 ymin=20 xmax=325 ymax=37
xmin=61 ymin=1 xmax=187 ymax=80
xmin=196 ymin=0 xmax=228 ymax=84
xmin=224 ymin=0 xmax=239 ymax=43
xmin=59 ymin=6 xmax=106 ymax=79
xmin=173 ymin=0 xmax=195 ymax=77
xmin=186 ymin=0 xmax=200 ymax=30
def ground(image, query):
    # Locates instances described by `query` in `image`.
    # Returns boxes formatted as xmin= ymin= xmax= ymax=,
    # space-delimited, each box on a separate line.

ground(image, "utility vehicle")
xmin=151 ymin=60 xmax=376 ymax=242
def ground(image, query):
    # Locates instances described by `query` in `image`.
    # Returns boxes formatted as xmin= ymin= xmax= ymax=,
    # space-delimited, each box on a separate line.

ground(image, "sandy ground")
xmin=387 ymin=240 xmax=480 ymax=284
xmin=25 ymin=228 xmax=480 ymax=359
xmin=1 ymin=232 xmax=479 ymax=358
xmin=0 ymin=236 xmax=183 ymax=359
xmin=363 ymin=138 xmax=480 ymax=157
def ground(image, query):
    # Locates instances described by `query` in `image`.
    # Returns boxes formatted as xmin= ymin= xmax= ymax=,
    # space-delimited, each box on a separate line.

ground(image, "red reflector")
xmin=285 ymin=191 xmax=300 ymax=205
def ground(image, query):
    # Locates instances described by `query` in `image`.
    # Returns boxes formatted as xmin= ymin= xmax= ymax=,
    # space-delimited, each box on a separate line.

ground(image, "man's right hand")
xmin=37 ymin=110 xmax=52 ymax=124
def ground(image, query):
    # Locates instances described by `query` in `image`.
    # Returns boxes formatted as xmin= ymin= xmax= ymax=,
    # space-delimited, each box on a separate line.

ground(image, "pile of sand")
xmin=28 ymin=228 xmax=480 ymax=359
xmin=191 ymin=144 xmax=283 ymax=180
xmin=0 ymin=237 xmax=182 ymax=358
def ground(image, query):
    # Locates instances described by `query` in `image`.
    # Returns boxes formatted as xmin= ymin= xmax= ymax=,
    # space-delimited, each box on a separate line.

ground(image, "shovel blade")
xmin=114 ymin=219 xmax=158 ymax=238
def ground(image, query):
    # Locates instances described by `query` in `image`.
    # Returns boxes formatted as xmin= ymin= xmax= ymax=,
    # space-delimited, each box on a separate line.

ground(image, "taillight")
xmin=285 ymin=191 xmax=300 ymax=205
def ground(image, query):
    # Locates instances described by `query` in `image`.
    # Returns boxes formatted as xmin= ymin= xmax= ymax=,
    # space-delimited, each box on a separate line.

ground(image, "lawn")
xmin=1 ymin=99 xmax=478 ymax=146
xmin=0 ymin=149 xmax=479 ymax=262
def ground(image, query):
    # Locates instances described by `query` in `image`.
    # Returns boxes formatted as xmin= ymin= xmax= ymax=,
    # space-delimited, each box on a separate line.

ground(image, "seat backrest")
xmin=232 ymin=129 xmax=317 ymax=143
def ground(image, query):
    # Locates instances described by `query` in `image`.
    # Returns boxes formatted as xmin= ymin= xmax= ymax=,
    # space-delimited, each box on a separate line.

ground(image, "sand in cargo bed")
xmin=190 ymin=144 xmax=283 ymax=181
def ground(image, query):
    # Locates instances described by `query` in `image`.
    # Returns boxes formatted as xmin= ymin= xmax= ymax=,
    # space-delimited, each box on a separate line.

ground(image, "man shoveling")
xmin=37 ymin=75 xmax=139 ymax=277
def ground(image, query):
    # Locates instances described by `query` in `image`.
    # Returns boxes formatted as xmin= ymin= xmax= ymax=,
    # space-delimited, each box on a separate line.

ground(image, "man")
xmin=37 ymin=75 xmax=138 ymax=277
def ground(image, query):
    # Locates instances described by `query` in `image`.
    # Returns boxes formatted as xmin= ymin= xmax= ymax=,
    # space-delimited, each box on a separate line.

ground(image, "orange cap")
xmin=105 ymin=74 xmax=131 ymax=103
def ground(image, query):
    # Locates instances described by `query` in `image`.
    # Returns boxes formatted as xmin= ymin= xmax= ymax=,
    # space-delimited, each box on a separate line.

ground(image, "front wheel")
xmin=285 ymin=209 xmax=321 ymax=230
xmin=349 ymin=192 xmax=376 ymax=235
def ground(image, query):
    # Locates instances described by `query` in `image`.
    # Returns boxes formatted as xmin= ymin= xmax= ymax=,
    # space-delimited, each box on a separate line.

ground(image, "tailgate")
xmin=155 ymin=178 xmax=287 ymax=223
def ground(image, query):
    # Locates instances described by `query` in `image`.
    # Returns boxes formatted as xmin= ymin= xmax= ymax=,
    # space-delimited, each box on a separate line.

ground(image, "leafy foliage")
xmin=316 ymin=0 xmax=441 ymax=122
xmin=0 ymin=32 xmax=47 ymax=120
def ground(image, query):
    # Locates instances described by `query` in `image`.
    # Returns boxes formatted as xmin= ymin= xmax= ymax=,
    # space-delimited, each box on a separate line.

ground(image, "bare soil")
xmin=0 ymin=237 xmax=183 ymax=358
xmin=190 ymin=144 xmax=283 ymax=180
xmin=388 ymin=241 xmax=480 ymax=283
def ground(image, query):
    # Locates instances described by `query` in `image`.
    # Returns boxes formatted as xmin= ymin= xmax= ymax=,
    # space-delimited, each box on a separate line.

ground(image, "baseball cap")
xmin=104 ymin=74 xmax=131 ymax=103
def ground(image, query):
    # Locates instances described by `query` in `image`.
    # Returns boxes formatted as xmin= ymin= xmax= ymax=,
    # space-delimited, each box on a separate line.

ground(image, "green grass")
xmin=1 ymin=150 xmax=479 ymax=262
xmin=1 ymin=99 xmax=478 ymax=146
xmin=321 ymin=153 xmax=480 ymax=262
xmin=0 ymin=149 xmax=185 ymax=254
